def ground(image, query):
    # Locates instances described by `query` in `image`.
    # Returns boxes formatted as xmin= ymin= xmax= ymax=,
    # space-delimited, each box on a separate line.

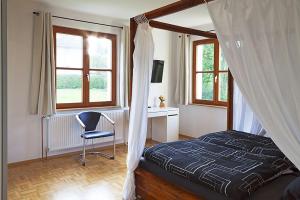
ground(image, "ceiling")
xmin=34 ymin=0 xmax=212 ymax=27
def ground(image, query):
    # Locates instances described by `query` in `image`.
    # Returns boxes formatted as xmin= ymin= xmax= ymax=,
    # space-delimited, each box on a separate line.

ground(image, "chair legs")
xmin=113 ymin=133 xmax=116 ymax=159
xmin=80 ymin=134 xmax=116 ymax=166
xmin=81 ymin=138 xmax=86 ymax=166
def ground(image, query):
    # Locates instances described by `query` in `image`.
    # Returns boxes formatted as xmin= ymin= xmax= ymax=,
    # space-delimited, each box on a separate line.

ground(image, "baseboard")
xmin=8 ymin=141 xmax=126 ymax=168
xmin=9 ymin=138 xmax=166 ymax=167
xmin=179 ymin=134 xmax=195 ymax=140
xmin=8 ymin=158 xmax=44 ymax=168
xmin=46 ymin=138 xmax=123 ymax=157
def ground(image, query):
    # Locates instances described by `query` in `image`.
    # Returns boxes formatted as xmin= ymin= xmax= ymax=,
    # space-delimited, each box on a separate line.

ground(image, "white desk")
xmin=148 ymin=107 xmax=179 ymax=142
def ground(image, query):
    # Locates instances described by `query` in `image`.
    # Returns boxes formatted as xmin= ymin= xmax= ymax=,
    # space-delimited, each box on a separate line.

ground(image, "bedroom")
xmin=0 ymin=0 xmax=300 ymax=199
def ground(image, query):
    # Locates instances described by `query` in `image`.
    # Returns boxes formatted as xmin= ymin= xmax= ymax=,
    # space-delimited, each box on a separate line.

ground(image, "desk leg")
xmin=151 ymin=117 xmax=167 ymax=143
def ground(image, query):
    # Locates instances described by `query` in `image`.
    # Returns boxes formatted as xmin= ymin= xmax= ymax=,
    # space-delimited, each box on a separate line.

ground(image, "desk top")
xmin=148 ymin=107 xmax=178 ymax=113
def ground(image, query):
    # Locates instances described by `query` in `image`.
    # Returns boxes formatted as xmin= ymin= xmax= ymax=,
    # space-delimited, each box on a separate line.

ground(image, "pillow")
xmin=282 ymin=177 xmax=300 ymax=200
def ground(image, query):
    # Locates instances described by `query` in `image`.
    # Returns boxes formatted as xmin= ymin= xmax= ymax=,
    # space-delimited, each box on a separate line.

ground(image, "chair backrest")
xmin=77 ymin=111 xmax=101 ymax=131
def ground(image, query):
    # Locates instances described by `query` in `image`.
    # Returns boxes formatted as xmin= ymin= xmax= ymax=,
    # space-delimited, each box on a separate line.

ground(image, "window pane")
xmin=56 ymin=70 xmax=83 ymax=103
xmin=56 ymin=33 xmax=83 ymax=68
xmin=218 ymin=72 xmax=228 ymax=102
xmin=89 ymin=71 xmax=112 ymax=102
xmin=196 ymin=73 xmax=214 ymax=100
xmin=219 ymin=48 xmax=228 ymax=70
xmin=196 ymin=43 xmax=214 ymax=71
xmin=88 ymin=36 xmax=112 ymax=69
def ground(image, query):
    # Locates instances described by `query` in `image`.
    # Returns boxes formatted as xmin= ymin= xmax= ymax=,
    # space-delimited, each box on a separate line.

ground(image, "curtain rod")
xmin=33 ymin=11 xmax=123 ymax=29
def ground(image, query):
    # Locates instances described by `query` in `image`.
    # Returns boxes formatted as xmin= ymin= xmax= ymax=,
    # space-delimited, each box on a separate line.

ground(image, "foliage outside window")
xmin=192 ymin=39 xmax=228 ymax=106
xmin=54 ymin=26 xmax=116 ymax=109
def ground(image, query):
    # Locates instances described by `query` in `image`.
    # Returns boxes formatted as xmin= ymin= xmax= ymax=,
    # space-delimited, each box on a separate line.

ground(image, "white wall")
xmin=8 ymin=0 xmax=41 ymax=163
xmin=148 ymin=28 xmax=171 ymax=108
xmin=179 ymin=105 xmax=227 ymax=138
xmin=7 ymin=0 xmax=126 ymax=163
xmin=147 ymin=28 xmax=171 ymax=138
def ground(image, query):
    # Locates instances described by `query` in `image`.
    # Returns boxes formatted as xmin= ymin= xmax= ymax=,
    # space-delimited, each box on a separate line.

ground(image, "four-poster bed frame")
xmin=129 ymin=0 xmax=234 ymax=199
xmin=129 ymin=0 xmax=233 ymax=131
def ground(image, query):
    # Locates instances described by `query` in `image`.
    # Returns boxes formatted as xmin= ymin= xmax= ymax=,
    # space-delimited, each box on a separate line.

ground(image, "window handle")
xmin=86 ymin=74 xmax=90 ymax=82
xmin=214 ymin=75 xmax=218 ymax=83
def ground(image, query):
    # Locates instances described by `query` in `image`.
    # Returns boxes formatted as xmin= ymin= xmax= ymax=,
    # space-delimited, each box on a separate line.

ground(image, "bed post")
xmin=129 ymin=18 xmax=137 ymax=105
xmin=227 ymin=70 xmax=234 ymax=130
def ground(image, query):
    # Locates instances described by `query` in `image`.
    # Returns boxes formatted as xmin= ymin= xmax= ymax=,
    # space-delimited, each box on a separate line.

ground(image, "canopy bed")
xmin=123 ymin=0 xmax=300 ymax=199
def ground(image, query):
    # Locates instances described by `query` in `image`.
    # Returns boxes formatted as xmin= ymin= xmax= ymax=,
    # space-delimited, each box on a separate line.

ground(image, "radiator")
xmin=43 ymin=110 xmax=125 ymax=152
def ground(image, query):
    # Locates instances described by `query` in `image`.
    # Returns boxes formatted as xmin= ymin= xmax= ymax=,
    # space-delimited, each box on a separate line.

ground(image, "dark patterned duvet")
xmin=143 ymin=130 xmax=297 ymax=199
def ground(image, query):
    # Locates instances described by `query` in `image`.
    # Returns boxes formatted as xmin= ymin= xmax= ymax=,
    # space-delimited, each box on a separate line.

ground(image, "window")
xmin=192 ymin=39 xmax=228 ymax=106
xmin=53 ymin=26 xmax=116 ymax=109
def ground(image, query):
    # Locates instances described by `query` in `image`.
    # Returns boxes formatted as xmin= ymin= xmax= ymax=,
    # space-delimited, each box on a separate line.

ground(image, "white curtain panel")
xmin=30 ymin=12 xmax=56 ymax=116
xmin=233 ymin=82 xmax=265 ymax=136
xmin=174 ymin=33 xmax=190 ymax=105
xmin=122 ymin=23 xmax=154 ymax=200
xmin=120 ymin=26 xmax=130 ymax=108
xmin=208 ymin=0 xmax=300 ymax=168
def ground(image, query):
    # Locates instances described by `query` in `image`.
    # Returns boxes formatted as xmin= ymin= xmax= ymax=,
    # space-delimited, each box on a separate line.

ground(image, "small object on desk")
xmin=158 ymin=95 xmax=166 ymax=108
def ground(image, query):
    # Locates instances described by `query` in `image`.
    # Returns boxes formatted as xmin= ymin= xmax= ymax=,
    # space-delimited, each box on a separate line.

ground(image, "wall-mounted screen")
xmin=151 ymin=60 xmax=164 ymax=83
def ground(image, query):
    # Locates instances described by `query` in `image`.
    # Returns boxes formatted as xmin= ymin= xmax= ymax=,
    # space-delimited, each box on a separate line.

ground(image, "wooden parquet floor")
xmin=8 ymin=141 xmax=158 ymax=200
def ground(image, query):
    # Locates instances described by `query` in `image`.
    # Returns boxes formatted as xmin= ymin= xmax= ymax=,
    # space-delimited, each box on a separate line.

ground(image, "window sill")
xmin=56 ymin=106 xmax=124 ymax=115
xmin=188 ymin=103 xmax=227 ymax=109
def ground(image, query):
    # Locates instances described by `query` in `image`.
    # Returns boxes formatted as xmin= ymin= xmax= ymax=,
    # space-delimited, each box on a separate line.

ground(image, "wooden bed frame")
xmin=135 ymin=167 xmax=202 ymax=200
xmin=130 ymin=0 xmax=234 ymax=199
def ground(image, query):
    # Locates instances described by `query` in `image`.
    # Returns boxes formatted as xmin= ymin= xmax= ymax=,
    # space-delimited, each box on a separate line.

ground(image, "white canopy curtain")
xmin=233 ymin=82 xmax=265 ymax=136
xmin=208 ymin=0 xmax=300 ymax=168
xmin=30 ymin=11 xmax=56 ymax=116
xmin=122 ymin=22 xmax=154 ymax=200
xmin=172 ymin=33 xmax=191 ymax=105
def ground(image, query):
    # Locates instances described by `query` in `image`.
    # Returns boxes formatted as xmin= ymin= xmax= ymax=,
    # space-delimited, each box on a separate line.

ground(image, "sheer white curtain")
xmin=122 ymin=23 xmax=154 ymax=200
xmin=208 ymin=0 xmax=300 ymax=168
xmin=233 ymin=82 xmax=265 ymax=135
xmin=30 ymin=12 xmax=55 ymax=116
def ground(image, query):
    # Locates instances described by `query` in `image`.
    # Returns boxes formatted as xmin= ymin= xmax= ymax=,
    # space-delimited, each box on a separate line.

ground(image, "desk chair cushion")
xmin=81 ymin=131 xmax=114 ymax=139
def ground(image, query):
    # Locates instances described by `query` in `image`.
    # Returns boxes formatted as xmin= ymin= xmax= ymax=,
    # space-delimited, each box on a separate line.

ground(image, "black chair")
xmin=76 ymin=111 xmax=115 ymax=166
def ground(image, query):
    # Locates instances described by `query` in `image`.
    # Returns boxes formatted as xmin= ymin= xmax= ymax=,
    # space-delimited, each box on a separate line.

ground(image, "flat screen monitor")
xmin=151 ymin=60 xmax=164 ymax=83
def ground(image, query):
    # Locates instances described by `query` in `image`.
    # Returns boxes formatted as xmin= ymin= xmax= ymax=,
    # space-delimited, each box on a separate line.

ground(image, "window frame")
xmin=192 ymin=39 xmax=228 ymax=107
xmin=53 ymin=26 xmax=117 ymax=109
